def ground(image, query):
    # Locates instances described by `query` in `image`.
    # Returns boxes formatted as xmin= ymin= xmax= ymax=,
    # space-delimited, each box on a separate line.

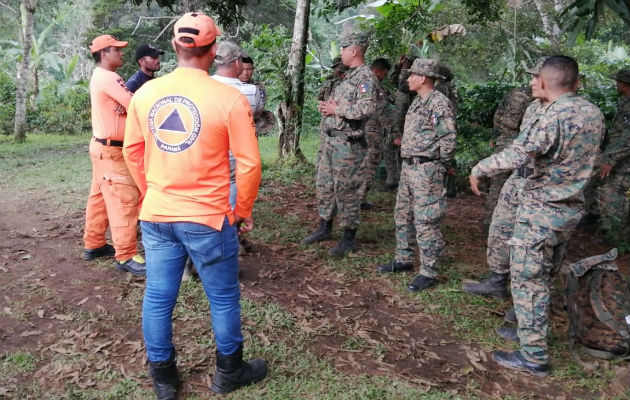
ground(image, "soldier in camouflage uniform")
xmin=464 ymin=58 xmax=546 ymax=301
xmin=377 ymin=59 xmax=457 ymax=292
xmin=598 ymin=69 xmax=630 ymax=236
xmin=434 ymin=64 xmax=458 ymax=115
xmin=470 ymin=56 xmax=605 ymax=376
xmin=357 ymin=58 xmax=393 ymax=210
xmin=378 ymin=55 xmax=415 ymax=192
xmin=301 ymin=31 xmax=378 ymax=257
xmin=482 ymin=85 xmax=533 ymax=230
xmin=316 ymin=57 xmax=349 ymax=168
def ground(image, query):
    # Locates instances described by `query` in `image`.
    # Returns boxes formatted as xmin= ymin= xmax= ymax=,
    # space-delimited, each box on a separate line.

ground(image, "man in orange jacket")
xmin=82 ymin=34 xmax=145 ymax=275
xmin=123 ymin=12 xmax=266 ymax=398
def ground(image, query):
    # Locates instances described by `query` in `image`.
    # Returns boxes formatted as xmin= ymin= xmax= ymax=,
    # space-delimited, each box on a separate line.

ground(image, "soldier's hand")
xmin=446 ymin=166 xmax=456 ymax=176
xmin=234 ymin=214 xmax=254 ymax=235
xmin=469 ymin=174 xmax=482 ymax=196
xmin=600 ymin=163 xmax=613 ymax=178
xmin=393 ymin=138 xmax=402 ymax=146
xmin=319 ymin=99 xmax=338 ymax=116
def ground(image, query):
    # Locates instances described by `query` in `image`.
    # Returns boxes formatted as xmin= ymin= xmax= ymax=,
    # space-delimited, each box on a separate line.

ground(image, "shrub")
xmin=0 ymin=71 xmax=16 ymax=135
xmin=28 ymin=81 xmax=91 ymax=134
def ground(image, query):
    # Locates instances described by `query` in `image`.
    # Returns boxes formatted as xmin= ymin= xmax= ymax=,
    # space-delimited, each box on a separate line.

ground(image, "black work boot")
xmin=377 ymin=260 xmax=413 ymax=273
xmin=408 ymin=274 xmax=435 ymax=292
xmin=496 ymin=326 xmax=519 ymax=343
xmin=210 ymin=345 xmax=268 ymax=395
xmin=149 ymin=353 xmax=180 ymax=400
xmin=493 ymin=350 xmax=550 ymax=377
xmin=83 ymin=243 xmax=115 ymax=261
xmin=300 ymin=219 xmax=333 ymax=245
xmin=462 ymin=272 xmax=509 ymax=300
xmin=504 ymin=307 xmax=517 ymax=324
xmin=328 ymin=228 xmax=357 ymax=257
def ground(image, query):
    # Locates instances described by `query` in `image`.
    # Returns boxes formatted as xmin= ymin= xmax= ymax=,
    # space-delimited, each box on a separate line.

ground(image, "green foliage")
xmin=0 ymin=71 xmax=16 ymax=135
xmin=28 ymin=81 xmax=91 ymax=134
xmin=126 ymin=0 xmax=247 ymax=27
xmin=460 ymin=0 xmax=505 ymax=24
xmin=1 ymin=352 xmax=37 ymax=373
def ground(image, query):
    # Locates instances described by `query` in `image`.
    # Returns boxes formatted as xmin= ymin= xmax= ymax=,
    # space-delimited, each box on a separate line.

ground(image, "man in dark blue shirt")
xmin=126 ymin=44 xmax=164 ymax=93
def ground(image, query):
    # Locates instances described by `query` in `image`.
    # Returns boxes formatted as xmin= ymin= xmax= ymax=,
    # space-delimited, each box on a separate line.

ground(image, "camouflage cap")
xmin=339 ymin=31 xmax=369 ymax=47
xmin=610 ymin=68 xmax=630 ymax=84
xmin=408 ymin=58 xmax=445 ymax=79
xmin=214 ymin=41 xmax=244 ymax=66
xmin=525 ymin=57 xmax=549 ymax=75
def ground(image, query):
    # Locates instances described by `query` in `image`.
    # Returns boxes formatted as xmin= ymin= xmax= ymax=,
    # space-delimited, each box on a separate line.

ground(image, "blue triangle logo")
xmin=159 ymin=109 xmax=187 ymax=133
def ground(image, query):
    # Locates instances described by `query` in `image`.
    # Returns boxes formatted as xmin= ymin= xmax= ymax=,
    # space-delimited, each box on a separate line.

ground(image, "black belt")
xmin=326 ymin=129 xmax=350 ymax=138
xmin=516 ymin=166 xmax=534 ymax=178
xmin=94 ymin=137 xmax=123 ymax=147
xmin=403 ymin=156 xmax=433 ymax=165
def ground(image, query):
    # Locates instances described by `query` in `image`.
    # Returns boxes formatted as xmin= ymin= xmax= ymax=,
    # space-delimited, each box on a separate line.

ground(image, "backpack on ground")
xmin=566 ymin=248 xmax=630 ymax=359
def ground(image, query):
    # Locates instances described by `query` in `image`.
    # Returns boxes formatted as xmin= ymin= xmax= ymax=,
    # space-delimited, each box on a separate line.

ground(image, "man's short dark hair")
xmin=540 ymin=55 xmax=579 ymax=90
xmin=92 ymin=47 xmax=111 ymax=63
xmin=175 ymin=38 xmax=214 ymax=59
xmin=241 ymin=56 xmax=253 ymax=65
xmin=371 ymin=58 xmax=391 ymax=71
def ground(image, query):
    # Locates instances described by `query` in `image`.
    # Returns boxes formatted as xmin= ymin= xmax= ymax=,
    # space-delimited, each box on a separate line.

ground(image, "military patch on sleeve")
xmin=624 ymin=114 xmax=630 ymax=125
xmin=431 ymin=113 xmax=439 ymax=125
xmin=358 ymin=83 xmax=369 ymax=93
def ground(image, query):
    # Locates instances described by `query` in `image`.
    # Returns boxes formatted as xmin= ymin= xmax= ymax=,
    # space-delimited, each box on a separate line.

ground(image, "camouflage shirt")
xmin=493 ymin=86 xmax=533 ymax=148
xmin=365 ymin=80 xmax=395 ymax=134
xmin=472 ymin=93 xmax=605 ymax=231
xmin=317 ymin=75 xmax=343 ymax=101
xmin=601 ymin=95 xmax=630 ymax=172
xmin=321 ymin=64 xmax=378 ymax=137
xmin=400 ymin=89 xmax=457 ymax=162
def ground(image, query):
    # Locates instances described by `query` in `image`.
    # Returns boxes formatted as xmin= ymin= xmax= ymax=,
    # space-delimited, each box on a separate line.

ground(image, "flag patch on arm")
xmin=358 ymin=83 xmax=369 ymax=93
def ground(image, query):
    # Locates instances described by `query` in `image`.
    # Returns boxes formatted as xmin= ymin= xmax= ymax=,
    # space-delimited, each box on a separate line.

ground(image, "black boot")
xmin=462 ymin=272 xmax=509 ymax=300
xmin=149 ymin=353 xmax=180 ymax=400
xmin=210 ymin=345 xmax=268 ymax=395
xmin=376 ymin=260 xmax=413 ymax=273
xmin=504 ymin=307 xmax=517 ymax=324
xmin=493 ymin=350 xmax=550 ymax=377
xmin=300 ymin=219 xmax=333 ymax=245
xmin=408 ymin=274 xmax=435 ymax=292
xmin=496 ymin=326 xmax=519 ymax=343
xmin=328 ymin=228 xmax=357 ymax=257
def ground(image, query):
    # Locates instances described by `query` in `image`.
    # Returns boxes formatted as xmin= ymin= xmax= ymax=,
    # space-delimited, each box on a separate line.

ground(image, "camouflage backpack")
xmin=566 ymin=248 xmax=630 ymax=359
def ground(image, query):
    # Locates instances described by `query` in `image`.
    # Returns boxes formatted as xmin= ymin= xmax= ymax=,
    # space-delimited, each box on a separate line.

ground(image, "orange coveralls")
xmin=83 ymin=67 xmax=139 ymax=261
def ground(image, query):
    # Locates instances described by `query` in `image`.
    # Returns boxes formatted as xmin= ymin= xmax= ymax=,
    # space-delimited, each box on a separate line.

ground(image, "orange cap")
xmin=174 ymin=12 xmax=222 ymax=48
xmin=89 ymin=35 xmax=128 ymax=53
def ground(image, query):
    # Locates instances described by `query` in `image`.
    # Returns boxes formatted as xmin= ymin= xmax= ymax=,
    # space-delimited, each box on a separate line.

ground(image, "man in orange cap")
xmin=82 ymin=34 xmax=146 ymax=276
xmin=123 ymin=12 xmax=267 ymax=399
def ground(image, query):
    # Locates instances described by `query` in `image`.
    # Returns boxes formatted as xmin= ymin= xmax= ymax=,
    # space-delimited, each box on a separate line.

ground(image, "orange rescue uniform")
xmin=123 ymin=67 xmax=261 ymax=228
xmin=83 ymin=67 xmax=140 ymax=261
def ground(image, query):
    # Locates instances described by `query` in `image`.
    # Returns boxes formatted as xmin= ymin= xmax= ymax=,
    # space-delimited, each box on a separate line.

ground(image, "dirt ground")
xmin=1 ymin=181 xmax=628 ymax=399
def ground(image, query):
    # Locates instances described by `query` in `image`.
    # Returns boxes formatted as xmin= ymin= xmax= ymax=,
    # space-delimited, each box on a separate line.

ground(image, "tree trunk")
xmin=277 ymin=0 xmax=309 ymax=160
xmin=14 ymin=0 xmax=37 ymax=142
xmin=532 ymin=0 xmax=561 ymax=45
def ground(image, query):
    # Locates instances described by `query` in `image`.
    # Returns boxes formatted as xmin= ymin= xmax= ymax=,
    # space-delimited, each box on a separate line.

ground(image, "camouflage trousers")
xmin=382 ymin=135 xmax=401 ymax=186
xmin=357 ymin=129 xmax=383 ymax=203
xmin=316 ymin=135 xmax=366 ymax=229
xmin=487 ymin=173 xmax=526 ymax=274
xmin=394 ymin=161 xmax=446 ymax=278
xmin=483 ymin=171 xmax=511 ymax=229
xmin=598 ymin=169 xmax=630 ymax=233
xmin=315 ymin=127 xmax=327 ymax=170
xmin=509 ymin=219 xmax=571 ymax=364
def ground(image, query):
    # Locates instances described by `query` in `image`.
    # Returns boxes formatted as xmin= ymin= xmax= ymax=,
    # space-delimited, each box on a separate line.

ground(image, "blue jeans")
xmin=140 ymin=219 xmax=243 ymax=362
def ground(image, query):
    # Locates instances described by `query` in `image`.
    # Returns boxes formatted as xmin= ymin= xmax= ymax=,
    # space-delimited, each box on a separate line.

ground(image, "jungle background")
xmin=1 ymin=0 xmax=629 ymax=399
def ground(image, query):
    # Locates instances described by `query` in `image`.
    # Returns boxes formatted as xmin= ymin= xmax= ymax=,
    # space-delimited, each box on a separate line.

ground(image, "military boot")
xmin=329 ymin=228 xmax=357 ymax=257
xmin=462 ymin=272 xmax=509 ymax=300
xmin=148 ymin=353 xmax=180 ymax=400
xmin=300 ymin=219 xmax=333 ymax=245
xmin=210 ymin=345 xmax=268 ymax=395
xmin=492 ymin=350 xmax=550 ymax=377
